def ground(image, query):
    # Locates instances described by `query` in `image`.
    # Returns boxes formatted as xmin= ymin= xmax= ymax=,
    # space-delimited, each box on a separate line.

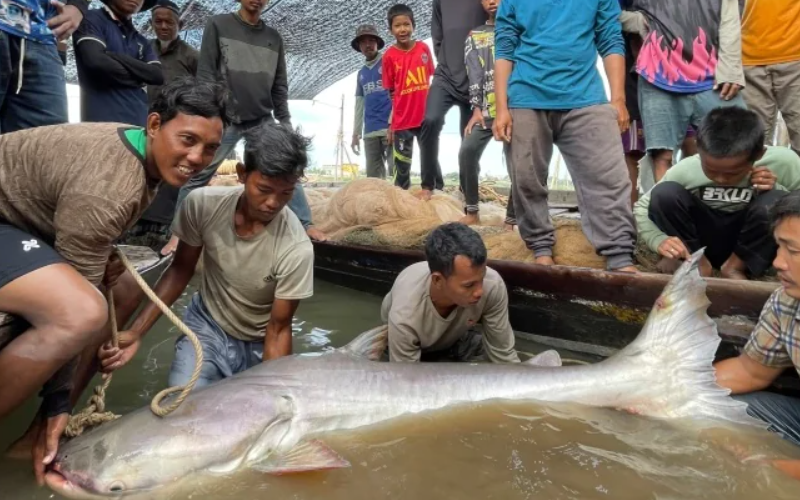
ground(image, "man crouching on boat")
xmin=0 ymin=77 xmax=227 ymax=483
xmin=715 ymin=191 xmax=800 ymax=480
xmin=381 ymin=223 xmax=520 ymax=363
xmin=98 ymin=123 xmax=314 ymax=388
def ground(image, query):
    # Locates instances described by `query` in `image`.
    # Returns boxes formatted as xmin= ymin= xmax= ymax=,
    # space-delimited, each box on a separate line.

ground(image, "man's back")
xmin=197 ymin=13 xmax=290 ymax=124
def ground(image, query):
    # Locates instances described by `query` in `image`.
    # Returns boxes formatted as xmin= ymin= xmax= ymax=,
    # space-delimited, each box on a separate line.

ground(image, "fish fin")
xmin=338 ymin=324 xmax=388 ymax=361
xmin=249 ymin=439 xmax=351 ymax=475
xmin=523 ymin=350 xmax=562 ymax=367
xmin=608 ymin=249 xmax=766 ymax=429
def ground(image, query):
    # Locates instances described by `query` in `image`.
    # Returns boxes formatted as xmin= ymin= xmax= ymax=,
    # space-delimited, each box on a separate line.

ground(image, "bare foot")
xmin=535 ymin=256 xmax=555 ymax=266
xmin=160 ymin=235 xmax=179 ymax=256
xmin=418 ymin=189 xmax=433 ymax=201
xmin=459 ymin=213 xmax=481 ymax=226
xmin=612 ymin=265 xmax=640 ymax=274
xmin=503 ymin=223 xmax=516 ymax=232
xmin=306 ymin=226 xmax=328 ymax=242
xmin=655 ymin=257 xmax=681 ymax=275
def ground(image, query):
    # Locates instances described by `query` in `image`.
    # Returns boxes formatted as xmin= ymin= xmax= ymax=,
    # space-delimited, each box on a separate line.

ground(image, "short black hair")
xmin=242 ymin=123 xmax=312 ymax=179
xmin=425 ymin=223 xmax=487 ymax=277
xmin=149 ymin=76 xmax=230 ymax=127
xmin=696 ymin=107 xmax=765 ymax=162
xmin=387 ymin=3 xmax=415 ymax=29
xmin=770 ymin=190 xmax=800 ymax=231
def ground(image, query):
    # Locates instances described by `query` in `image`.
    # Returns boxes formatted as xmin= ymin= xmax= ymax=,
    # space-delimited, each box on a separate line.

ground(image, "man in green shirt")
xmin=634 ymin=107 xmax=800 ymax=279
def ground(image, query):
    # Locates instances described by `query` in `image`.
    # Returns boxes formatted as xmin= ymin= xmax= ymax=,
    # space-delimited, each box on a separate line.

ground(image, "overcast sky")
xmin=66 ymin=38 xmax=615 ymax=180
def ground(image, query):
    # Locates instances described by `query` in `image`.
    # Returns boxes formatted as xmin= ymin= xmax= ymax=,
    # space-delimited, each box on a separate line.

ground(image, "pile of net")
xmin=309 ymin=178 xmax=608 ymax=269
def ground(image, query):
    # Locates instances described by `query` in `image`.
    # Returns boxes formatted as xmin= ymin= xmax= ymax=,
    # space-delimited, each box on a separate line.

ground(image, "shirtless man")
xmin=381 ymin=222 xmax=520 ymax=363
xmin=0 ymin=77 xmax=227 ymax=482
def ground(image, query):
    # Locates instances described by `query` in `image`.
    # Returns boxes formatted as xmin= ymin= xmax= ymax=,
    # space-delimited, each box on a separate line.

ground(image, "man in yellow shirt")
xmin=741 ymin=0 xmax=800 ymax=154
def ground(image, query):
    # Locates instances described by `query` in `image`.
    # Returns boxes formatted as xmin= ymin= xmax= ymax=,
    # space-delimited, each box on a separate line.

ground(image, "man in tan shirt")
xmin=99 ymin=123 xmax=314 ymax=388
xmin=381 ymin=223 xmax=520 ymax=363
xmin=0 ymin=77 xmax=227 ymax=482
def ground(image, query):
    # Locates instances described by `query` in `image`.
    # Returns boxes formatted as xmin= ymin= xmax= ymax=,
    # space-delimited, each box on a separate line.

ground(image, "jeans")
xmin=364 ymin=135 xmax=394 ymax=179
xmin=168 ymin=294 xmax=264 ymax=388
xmin=0 ymin=33 xmax=68 ymax=134
xmin=172 ymin=121 xmax=314 ymax=230
xmin=734 ymin=391 xmax=800 ymax=447
xmin=419 ymin=78 xmax=471 ymax=191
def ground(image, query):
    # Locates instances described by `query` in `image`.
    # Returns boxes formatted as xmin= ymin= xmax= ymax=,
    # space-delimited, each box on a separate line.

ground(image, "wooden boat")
xmin=313 ymin=241 xmax=799 ymax=395
xmin=0 ymin=245 xmax=171 ymax=351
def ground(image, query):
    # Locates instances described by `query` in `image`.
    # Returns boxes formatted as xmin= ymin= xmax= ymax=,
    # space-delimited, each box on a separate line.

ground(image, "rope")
xmin=65 ymin=247 xmax=205 ymax=437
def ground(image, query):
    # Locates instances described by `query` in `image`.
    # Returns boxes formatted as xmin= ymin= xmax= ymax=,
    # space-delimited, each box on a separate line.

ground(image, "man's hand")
xmin=611 ymin=99 xmax=630 ymax=133
xmin=47 ymin=1 xmax=83 ymax=41
xmin=465 ymin=109 xmax=487 ymax=136
xmin=715 ymin=82 xmax=741 ymax=101
xmin=657 ymin=236 xmax=690 ymax=260
xmin=351 ymin=135 xmax=361 ymax=155
xmin=98 ymin=330 xmax=142 ymax=374
xmin=33 ymin=413 xmax=69 ymax=486
xmin=493 ymin=109 xmax=513 ymax=143
xmin=751 ymin=167 xmax=777 ymax=191
xmin=103 ymin=253 xmax=125 ymax=289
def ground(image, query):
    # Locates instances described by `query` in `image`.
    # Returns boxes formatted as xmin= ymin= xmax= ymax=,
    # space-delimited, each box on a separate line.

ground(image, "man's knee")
xmin=749 ymin=190 xmax=787 ymax=221
xmin=43 ymin=290 xmax=108 ymax=354
xmin=651 ymin=149 xmax=674 ymax=164
xmin=650 ymin=181 xmax=690 ymax=211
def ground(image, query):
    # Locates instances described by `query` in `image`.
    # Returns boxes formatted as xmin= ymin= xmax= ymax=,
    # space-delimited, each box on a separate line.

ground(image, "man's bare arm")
xmin=714 ymin=354 xmax=785 ymax=394
xmin=264 ymin=298 xmax=299 ymax=360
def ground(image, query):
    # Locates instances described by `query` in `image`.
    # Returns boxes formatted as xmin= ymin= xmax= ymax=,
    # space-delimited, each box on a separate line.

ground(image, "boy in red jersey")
xmin=382 ymin=3 xmax=435 ymax=190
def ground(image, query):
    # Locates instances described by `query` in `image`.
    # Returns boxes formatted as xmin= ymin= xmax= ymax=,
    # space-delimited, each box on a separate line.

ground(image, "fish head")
xmin=44 ymin=413 xmax=204 ymax=499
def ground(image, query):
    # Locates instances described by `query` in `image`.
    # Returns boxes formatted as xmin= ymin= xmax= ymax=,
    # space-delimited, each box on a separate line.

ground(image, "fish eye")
xmin=109 ymin=481 xmax=126 ymax=493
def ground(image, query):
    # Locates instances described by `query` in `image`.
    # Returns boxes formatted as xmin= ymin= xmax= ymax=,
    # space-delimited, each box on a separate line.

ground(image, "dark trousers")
xmin=458 ymin=118 xmax=517 ymax=223
xmin=648 ymin=181 xmax=786 ymax=276
xmin=419 ymin=78 xmax=471 ymax=191
xmin=393 ymin=127 xmax=421 ymax=190
xmin=0 ymin=32 xmax=68 ymax=133
xmin=734 ymin=392 xmax=800 ymax=447
xmin=364 ymin=135 xmax=394 ymax=179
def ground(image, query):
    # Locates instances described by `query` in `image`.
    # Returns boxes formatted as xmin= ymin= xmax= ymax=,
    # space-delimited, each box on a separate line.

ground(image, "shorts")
xmin=0 ymin=223 xmax=62 ymax=289
xmin=622 ymin=119 xmax=646 ymax=153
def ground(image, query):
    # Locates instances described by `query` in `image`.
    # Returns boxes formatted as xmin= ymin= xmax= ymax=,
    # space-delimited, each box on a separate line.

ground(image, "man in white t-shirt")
xmin=98 ymin=123 xmax=314 ymax=386
xmin=381 ymin=222 xmax=520 ymax=363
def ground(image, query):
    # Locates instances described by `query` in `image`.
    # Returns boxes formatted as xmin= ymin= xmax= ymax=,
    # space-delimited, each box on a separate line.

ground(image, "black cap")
xmin=151 ymin=0 xmax=181 ymax=16
xmin=351 ymin=24 xmax=385 ymax=52
xmin=100 ymin=0 xmax=160 ymax=12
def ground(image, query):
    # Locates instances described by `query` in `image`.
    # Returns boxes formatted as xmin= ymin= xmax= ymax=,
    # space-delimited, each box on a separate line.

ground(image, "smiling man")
xmin=635 ymin=107 xmax=800 ymax=279
xmin=381 ymin=223 xmax=519 ymax=363
xmin=714 ymin=190 xmax=800 ymax=480
xmin=98 ymin=123 xmax=314 ymax=389
xmin=0 ymin=77 xmax=227 ymax=482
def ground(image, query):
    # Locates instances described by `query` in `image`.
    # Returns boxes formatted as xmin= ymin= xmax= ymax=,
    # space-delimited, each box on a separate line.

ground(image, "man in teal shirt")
xmin=635 ymin=107 xmax=800 ymax=280
xmin=492 ymin=0 xmax=637 ymax=273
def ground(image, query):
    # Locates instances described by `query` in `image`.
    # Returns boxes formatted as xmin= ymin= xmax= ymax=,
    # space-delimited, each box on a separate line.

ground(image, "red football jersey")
xmin=382 ymin=41 xmax=435 ymax=131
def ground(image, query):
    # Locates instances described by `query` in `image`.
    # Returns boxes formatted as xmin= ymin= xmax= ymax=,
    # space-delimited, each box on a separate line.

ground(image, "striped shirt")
xmin=744 ymin=288 xmax=800 ymax=375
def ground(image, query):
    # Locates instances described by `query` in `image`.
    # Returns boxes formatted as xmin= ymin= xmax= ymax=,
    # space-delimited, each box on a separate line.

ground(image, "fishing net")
xmin=309 ymin=178 xmax=609 ymax=269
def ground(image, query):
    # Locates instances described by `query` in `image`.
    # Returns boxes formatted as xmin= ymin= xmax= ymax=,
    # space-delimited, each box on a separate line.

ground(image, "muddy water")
xmin=1 ymin=280 xmax=799 ymax=499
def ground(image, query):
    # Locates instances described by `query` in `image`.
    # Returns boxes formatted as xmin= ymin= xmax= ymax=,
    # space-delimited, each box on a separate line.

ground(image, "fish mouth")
xmin=45 ymin=469 xmax=111 ymax=500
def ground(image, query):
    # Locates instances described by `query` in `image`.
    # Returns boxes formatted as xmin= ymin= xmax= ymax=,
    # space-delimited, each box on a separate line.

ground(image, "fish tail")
xmin=610 ymin=249 xmax=765 ymax=429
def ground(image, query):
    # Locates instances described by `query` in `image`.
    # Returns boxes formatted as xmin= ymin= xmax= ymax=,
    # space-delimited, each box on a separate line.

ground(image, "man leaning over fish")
xmin=99 ymin=123 xmax=315 ymax=388
xmin=715 ymin=190 xmax=800 ymax=480
xmin=381 ymin=223 xmax=520 ymax=363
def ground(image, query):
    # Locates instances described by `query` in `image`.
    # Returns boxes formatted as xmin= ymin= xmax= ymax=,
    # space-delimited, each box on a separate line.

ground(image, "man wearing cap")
xmin=146 ymin=0 xmax=198 ymax=104
xmin=350 ymin=24 xmax=393 ymax=179
xmin=72 ymin=0 xmax=164 ymax=126
xmin=118 ymin=0 xmax=200 ymax=256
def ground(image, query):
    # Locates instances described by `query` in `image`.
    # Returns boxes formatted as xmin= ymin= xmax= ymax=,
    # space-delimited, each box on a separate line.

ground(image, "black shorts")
xmin=0 ymin=223 xmax=63 ymax=289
